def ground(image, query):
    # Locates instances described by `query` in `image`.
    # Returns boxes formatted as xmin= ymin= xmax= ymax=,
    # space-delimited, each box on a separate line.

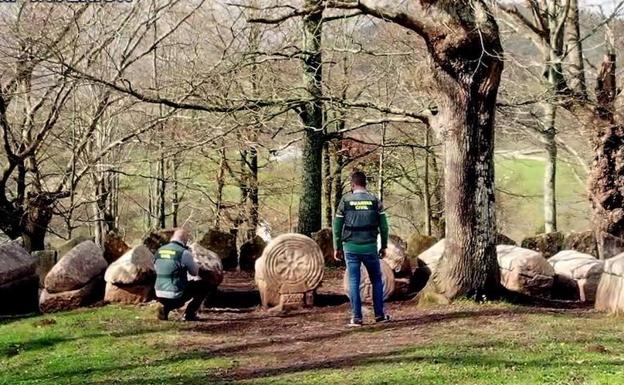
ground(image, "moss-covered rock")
xmin=103 ymin=232 xmax=130 ymax=264
xmin=198 ymin=229 xmax=237 ymax=270
xmin=520 ymin=232 xmax=564 ymax=258
xmin=239 ymin=236 xmax=266 ymax=272
xmin=406 ymin=233 xmax=437 ymax=262
xmin=312 ymin=228 xmax=337 ymax=266
xmin=563 ymin=231 xmax=598 ymax=257
xmin=142 ymin=229 xmax=175 ymax=254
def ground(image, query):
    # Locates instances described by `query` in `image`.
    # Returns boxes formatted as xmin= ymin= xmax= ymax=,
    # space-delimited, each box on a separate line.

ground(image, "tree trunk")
xmin=171 ymin=150 xmax=180 ymax=228
xmin=589 ymin=48 xmax=623 ymax=256
xmin=323 ymin=140 xmax=333 ymax=228
xmin=21 ymin=193 xmax=57 ymax=252
xmin=423 ymin=4 xmax=504 ymax=300
xmin=435 ymin=81 xmax=501 ymax=299
xmin=332 ymin=139 xmax=345 ymax=215
xmin=378 ymin=122 xmax=386 ymax=202
xmin=248 ymin=143 xmax=259 ymax=239
xmin=423 ymin=127 xmax=432 ymax=236
xmin=542 ymin=102 xmax=558 ymax=233
xmin=214 ymin=147 xmax=227 ymax=229
xmin=336 ymin=0 xmax=504 ymax=299
xmin=565 ymin=0 xmax=587 ymax=99
xmin=296 ymin=1 xmax=324 ymax=236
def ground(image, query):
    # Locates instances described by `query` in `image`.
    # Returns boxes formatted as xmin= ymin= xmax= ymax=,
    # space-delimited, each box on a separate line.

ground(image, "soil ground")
xmin=1 ymin=271 xmax=623 ymax=385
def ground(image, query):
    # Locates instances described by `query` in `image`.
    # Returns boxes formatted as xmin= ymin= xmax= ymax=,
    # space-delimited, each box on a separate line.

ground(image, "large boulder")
xmin=0 ymin=230 xmax=10 ymax=244
xmin=0 ymin=240 xmax=39 ymax=314
xmin=549 ymin=250 xmax=603 ymax=302
xmin=104 ymin=245 xmax=155 ymax=285
xmin=103 ymin=232 xmax=130 ymax=264
xmin=31 ymin=250 xmax=57 ymax=287
xmin=598 ymin=233 xmax=624 ymax=260
xmin=104 ymin=282 xmax=153 ymax=304
xmin=383 ymin=235 xmax=411 ymax=278
xmin=563 ymin=231 xmax=598 ymax=257
xmin=44 ymin=241 xmax=107 ymax=293
xmin=239 ymin=236 xmax=267 ymax=272
xmin=520 ymin=232 xmax=564 ymax=258
xmin=406 ymin=233 xmax=437 ymax=262
xmin=198 ymin=229 xmax=237 ymax=270
xmin=56 ymin=235 xmax=95 ymax=259
xmin=497 ymin=245 xmax=555 ymax=297
xmin=104 ymin=245 xmax=155 ymax=305
xmin=189 ymin=242 xmax=224 ymax=287
xmin=311 ymin=228 xmax=337 ymax=266
xmin=0 ymin=240 xmax=37 ymax=285
xmin=40 ymin=277 xmax=104 ymax=313
xmin=496 ymin=233 xmax=517 ymax=246
xmin=416 ymin=239 xmax=445 ymax=277
xmin=595 ymin=253 xmax=624 ymax=314
xmin=142 ymin=229 xmax=175 ymax=253
xmin=0 ymin=275 xmax=39 ymax=314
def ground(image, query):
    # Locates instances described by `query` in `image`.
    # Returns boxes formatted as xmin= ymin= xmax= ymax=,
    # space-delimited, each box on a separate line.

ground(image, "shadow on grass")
xmin=85 ymin=348 xmax=624 ymax=385
xmin=17 ymin=305 xmax=606 ymax=384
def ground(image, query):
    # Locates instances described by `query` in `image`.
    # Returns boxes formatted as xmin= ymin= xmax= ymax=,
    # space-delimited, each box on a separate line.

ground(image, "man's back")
xmin=154 ymin=241 xmax=197 ymax=299
xmin=334 ymin=190 xmax=388 ymax=255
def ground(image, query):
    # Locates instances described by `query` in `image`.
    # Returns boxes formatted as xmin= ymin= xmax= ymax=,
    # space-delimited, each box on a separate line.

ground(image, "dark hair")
xmin=350 ymin=171 xmax=367 ymax=187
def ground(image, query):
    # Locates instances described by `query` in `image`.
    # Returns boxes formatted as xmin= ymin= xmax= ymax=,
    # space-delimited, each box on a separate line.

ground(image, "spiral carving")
xmin=262 ymin=233 xmax=324 ymax=293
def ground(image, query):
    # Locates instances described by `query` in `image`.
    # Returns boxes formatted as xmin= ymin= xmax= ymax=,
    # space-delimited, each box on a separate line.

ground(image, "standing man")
xmin=154 ymin=228 xmax=204 ymax=321
xmin=333 ymin=171 xmax=390 ymax=327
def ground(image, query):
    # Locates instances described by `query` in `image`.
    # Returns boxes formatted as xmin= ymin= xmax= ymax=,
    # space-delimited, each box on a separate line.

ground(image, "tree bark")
xmin=323 ymin=140 xmax=333 ymax=228
xmin=588 ymin=49 xmax=623 ymax=255
xmin=411 ymin=2 xmax=504 ymax=299
xmin=378 ymin=122 xmax=386 ymax=202
xmin=423 ymin=127 xmax=432 ymax=236
xmin=332 ymin=139 xmax=345 ymax=215
xmin=542 ymin=102 xmax=558 ymax=233
xmin=329 ymin=0 xmax=503 ymax=298
xmin=214 ymin=147 xmax=227 ymax=229
xmin=296 ymin=0 xmax=324 ymax=236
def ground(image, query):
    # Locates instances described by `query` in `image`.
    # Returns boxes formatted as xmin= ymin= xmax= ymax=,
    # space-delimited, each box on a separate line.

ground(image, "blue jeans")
xmin=345 ymin=252 xmax=385 ymax=321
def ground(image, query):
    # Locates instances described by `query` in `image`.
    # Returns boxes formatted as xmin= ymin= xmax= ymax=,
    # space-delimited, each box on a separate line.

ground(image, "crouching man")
xmin=154 ymin=229 xmax=206 ymax=321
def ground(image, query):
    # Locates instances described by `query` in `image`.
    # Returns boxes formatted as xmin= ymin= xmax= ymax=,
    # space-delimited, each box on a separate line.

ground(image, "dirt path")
xmin=162 ymin=272 xmax=593 ymax=382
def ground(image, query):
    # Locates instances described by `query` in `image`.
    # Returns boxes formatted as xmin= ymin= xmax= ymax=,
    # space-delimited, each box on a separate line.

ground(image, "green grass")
xmin=495 ymin=156 xmax=588 ymax=239
xmin=1 ymin=303 xmax=623 ymax=385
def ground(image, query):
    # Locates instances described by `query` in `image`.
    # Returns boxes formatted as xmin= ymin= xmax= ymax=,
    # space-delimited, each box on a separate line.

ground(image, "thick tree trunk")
xmin=435 ymin=79 xmax=501 ymax=299
xmin=297 ymin=1 xmax=324 ymax=236
xmin=588 ymin=51 xmax=624 ymax=256
xmin=425 ymin=4 xmax=504 ymax=300
xmin=542 ymin=102 xmax=558 ymax=233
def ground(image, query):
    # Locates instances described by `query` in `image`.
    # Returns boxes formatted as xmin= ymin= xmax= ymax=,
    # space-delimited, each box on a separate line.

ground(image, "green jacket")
xmin=154 ymin=241 xmax=192 ymax=299
xmin=333 ymin=190 xmax=389 ymax=254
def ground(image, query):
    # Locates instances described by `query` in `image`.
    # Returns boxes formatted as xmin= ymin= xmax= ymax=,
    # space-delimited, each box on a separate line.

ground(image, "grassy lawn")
xmin=495 ymin=156 xmax=588 ymax=239
xmin=1 ymin=302 xmax=622 ymax=385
